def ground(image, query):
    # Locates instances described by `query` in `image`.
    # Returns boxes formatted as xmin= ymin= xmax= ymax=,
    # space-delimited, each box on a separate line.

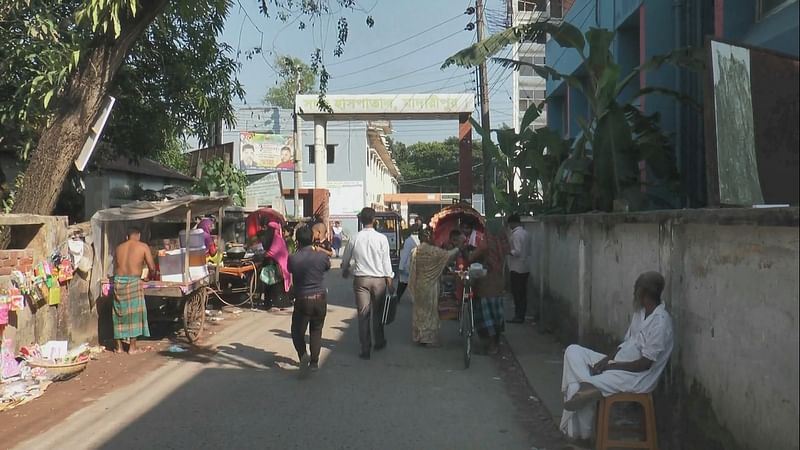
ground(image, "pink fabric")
xmin=265 ymin=222 xmax=291 ymax=292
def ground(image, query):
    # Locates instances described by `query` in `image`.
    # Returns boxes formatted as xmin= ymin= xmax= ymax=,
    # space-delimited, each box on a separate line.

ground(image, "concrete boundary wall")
xmin=524 ymin=208 xmax=799 ymax=450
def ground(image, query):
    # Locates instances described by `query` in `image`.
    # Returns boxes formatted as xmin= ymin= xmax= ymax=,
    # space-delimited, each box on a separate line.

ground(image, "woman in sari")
xmin=258 ymin=221 xmax=292 ymax=309
xmin=196 ymin=217 xmax=218 ymax=257
xmin=408 ymin=229 xmax=461 ymax=346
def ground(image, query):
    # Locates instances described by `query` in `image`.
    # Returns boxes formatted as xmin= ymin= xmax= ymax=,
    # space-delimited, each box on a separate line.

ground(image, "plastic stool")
xmin=595 ymin=392 xmax=659 ymax=450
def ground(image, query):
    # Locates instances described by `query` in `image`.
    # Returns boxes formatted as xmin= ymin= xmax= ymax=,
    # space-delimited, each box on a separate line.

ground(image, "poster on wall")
xmin=705 ymin=38 xmax=800 ymax=206
xmin=245 ymin=172 xmax=286 ymax=216
xmin=325 ymin=181 xmax=365 ymax=216
xmin=239 ymin=132 xmax=294 ymax=172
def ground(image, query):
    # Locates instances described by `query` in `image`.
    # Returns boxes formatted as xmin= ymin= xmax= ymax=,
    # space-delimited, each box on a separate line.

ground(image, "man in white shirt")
xmin=341 ymin=207 xmax=395 ymax=360
xmin=507 ymin=214 xmax=531 ymax=323
xmin=559 ymin=271 xmax=674 ymax=441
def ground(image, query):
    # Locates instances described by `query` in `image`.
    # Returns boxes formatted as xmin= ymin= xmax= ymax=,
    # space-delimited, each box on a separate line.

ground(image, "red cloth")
xmin=246 ymin=208 xmax=284 ymax=241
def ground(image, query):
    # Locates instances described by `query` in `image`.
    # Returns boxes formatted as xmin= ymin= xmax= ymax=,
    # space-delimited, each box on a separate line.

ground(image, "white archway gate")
xmin=295 ymin=93 xmax=476 ymax=202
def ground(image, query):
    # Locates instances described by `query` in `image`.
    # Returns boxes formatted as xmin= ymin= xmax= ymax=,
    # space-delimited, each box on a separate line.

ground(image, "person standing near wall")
xmin=507 ymin=214 xmax=531 ymax=324
xmin=341 ymin=207 xmax=394 ymax=360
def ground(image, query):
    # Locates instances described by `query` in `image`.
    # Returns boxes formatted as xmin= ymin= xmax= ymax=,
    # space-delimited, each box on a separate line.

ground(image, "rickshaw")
xmin=359 ymin=210 xmax=403 ymax=271
xmin=430 ymin=203 xmax=486 ymax=368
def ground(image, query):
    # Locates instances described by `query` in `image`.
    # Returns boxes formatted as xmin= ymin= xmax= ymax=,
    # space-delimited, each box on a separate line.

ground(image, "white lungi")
xmin=560 ymin=304 xmax=674 ymax=439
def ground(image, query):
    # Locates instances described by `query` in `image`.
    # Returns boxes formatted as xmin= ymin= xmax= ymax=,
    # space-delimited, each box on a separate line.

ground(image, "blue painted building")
xmin=546 ymin=0 xmax=799 ymax=207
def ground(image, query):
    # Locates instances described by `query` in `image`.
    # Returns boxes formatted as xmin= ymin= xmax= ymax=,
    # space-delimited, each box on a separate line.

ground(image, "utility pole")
xmin=291 ymin=65 xmax=303 ymax=218
xmin=476 ymin=0 xmax=495 ymax=216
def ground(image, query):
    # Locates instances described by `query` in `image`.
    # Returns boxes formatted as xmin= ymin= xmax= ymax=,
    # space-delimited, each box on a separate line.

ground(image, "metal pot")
xmin=225 ymin=245 xmax=246 ymax=261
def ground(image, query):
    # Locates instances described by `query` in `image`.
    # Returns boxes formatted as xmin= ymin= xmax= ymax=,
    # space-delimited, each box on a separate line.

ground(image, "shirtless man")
xmin=113 ymin=227 xmax=155 ymax=354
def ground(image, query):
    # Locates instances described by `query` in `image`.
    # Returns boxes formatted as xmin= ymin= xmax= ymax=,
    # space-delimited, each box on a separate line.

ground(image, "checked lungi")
xmin=473 ymin=296 xmax=505 ymax=337
xmin=112 ymin=276 xmax=150 ymax=339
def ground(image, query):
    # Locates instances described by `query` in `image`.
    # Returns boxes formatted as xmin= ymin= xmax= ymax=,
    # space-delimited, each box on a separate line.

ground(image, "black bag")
xmin=381 ymin=292 xmax=399 ymax=325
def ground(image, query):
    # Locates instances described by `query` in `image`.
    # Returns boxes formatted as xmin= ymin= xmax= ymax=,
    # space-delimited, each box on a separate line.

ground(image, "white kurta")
xmin=559 ymin=304 xmax=674 ymax=439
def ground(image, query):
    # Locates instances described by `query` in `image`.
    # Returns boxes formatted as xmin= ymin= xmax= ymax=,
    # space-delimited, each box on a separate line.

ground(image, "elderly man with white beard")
xmin=559 ymin=271 xmax=674 ymax=441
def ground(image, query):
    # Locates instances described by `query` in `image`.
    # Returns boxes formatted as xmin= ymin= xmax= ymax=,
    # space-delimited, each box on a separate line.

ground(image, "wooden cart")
xmin=93 ymin=196 xmax=231 ymax=343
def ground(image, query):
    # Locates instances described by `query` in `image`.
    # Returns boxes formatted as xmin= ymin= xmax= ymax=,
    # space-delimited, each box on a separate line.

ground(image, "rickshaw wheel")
xmin=184 ymin=288 xmax=207 ymax=343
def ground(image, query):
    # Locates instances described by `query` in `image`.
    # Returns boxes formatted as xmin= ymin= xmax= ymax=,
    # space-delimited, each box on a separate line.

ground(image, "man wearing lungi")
xmin=559 ymin=271 xmax=674 ymax=441
xmin=113 ymin=227 xmax=155 ymax=354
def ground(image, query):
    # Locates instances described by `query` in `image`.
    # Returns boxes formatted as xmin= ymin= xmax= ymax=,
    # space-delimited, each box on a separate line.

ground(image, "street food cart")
xmin=210 ymin=207 xmax=287 ymax=308
xmin=91 ymin=196 xmax=231 ymax=343
xmin=359 ymin=210 xmax=403 ymax=271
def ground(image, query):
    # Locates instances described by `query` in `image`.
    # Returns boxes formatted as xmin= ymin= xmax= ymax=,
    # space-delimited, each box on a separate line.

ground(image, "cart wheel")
xmin=184 ymin=288 xmax=207 ymax=343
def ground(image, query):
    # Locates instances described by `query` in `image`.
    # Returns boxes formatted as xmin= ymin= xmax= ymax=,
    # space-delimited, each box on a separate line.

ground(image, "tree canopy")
xmin=391 ymin=136 xmax=484 ymax=194
xmin=264 ymin=55 xmax=317 ymax=109
xmin=0 ymin=0 xmax=372 ymax=223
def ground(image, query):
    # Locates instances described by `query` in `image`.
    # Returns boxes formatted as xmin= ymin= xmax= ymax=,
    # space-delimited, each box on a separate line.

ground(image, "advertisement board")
xmin=239 ymin=132 xmax=294 ymax=172
xmin=245 ymin=172 xmax=286 ymax=216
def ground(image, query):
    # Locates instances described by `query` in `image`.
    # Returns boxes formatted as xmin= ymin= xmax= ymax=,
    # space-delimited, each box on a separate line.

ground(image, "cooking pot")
xmin=225 ymin=244 xmax=246 ymax=261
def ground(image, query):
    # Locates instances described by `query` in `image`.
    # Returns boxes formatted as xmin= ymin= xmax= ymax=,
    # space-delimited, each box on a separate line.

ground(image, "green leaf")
xmin=443 ymin=21 xmax=563 ymax=68
xmin=43 ymin=90 xmax=54 ymax=108
xmin=550 ymin=22 xmax=586 ymax=55
xmin=520 ymin=102 xmax=541 ymax=131
xmin=71 ymin=50 xmax=80 ymax=67
xmin=495 ymin=128 xmax=518 ymax=158
xmin=586 ymin=27 xmax=615 ymax=76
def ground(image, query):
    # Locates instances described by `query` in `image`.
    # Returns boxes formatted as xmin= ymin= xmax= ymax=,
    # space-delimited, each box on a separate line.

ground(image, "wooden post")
xmin=184 ymin=209 xmax=191 ymax=283
xmin=459 ymin=113 xmax=474 ymax=203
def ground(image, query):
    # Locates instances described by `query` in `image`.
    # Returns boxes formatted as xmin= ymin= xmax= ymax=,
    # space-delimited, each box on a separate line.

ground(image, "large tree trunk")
xmin=9 ymin=0 xmax=169 ymax=217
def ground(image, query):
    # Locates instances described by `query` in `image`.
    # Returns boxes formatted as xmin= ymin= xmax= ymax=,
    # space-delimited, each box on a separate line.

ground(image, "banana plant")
xmin=471 ymin=102 xmax=573 ymax=215
xmin=444 ymin=21 xmax=703 ymax=212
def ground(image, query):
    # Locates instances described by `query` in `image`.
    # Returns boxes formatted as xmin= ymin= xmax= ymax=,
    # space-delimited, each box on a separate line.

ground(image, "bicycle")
xmin=456 ymin=269 xmax=475 ymax=369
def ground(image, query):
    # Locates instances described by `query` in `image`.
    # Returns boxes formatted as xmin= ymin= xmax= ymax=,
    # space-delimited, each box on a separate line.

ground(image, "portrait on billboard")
xmin=239 ymin=131 xmax=294 ymax=171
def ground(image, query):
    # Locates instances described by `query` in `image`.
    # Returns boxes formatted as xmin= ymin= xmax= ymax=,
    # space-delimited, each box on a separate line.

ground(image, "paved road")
xmin=17 ymin=267 xmax=540 ymax=450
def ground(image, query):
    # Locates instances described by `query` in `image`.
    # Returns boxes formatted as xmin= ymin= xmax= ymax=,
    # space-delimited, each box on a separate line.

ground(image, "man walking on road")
xmin=341 ymin=207 xmax=394 ymax=360
xmin=288 ymin=226 xmax=331 ymax=376
xmin=507 ymin=214 xmax=531 ymax=323
xmin=113 ymin=227 xmax=155 ymax=354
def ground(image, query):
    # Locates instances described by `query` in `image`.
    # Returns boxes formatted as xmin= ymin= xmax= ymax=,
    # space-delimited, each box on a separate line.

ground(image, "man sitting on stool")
xmin=559 ymin=271 xmax=674 ymax=441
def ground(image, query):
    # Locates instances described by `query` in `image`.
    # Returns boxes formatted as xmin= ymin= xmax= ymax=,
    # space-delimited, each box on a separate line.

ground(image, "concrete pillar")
xmin=314 ymin=118 xmax=327 ymax=188
xmin=400 ymin=201 xmax=409 ymax=224
xmin=458 ymin=113 xmax=473 ymax=203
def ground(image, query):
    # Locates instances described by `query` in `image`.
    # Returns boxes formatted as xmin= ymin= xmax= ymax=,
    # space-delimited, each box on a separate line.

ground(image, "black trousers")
xmin=396 ymin=281 xmax=408 ymax=302
xmin=291 ymin=293 xmax=328 ymax=363
xmin=510 ymin=271 xmax=530 ymax=320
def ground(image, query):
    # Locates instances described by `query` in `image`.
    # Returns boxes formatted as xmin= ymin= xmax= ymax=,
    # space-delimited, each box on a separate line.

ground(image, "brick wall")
xmin=0 ymin=249 xmax=35 ymax=276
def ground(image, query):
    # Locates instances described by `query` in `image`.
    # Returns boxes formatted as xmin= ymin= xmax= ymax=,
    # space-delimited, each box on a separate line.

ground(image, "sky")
xmin=220 ymin=0 xmax=515 ymax=145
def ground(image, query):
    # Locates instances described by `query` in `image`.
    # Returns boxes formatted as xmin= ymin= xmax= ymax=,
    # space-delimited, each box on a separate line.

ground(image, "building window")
xmin=520 ymin=56 xmax=535 ymax=77
xmin=550 ymin=0 xmax=563 ymax=18
xmin=534 ymin=55 xmax=546 ymax=65
xmin=307 ymin=144 xmax=336 ymax=164
xmin=757 ymin=0 xmax=796 ymax=20
xmin=518 ymin=0 xmax=546 ymax=12
xmin=522 ymin=31 xmax=547 ymax=44
xmin=534 ymin=89 xmax=546 ymax=100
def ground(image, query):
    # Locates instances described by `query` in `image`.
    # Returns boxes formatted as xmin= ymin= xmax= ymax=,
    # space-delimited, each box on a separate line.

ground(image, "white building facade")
xmin=511 ymin=0 xmax=562 ymax=132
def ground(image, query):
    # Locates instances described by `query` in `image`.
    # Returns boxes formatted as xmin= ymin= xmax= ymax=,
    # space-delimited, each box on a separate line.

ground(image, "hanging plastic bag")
xmin=259 ymin=262 xmax=282 ymax=286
